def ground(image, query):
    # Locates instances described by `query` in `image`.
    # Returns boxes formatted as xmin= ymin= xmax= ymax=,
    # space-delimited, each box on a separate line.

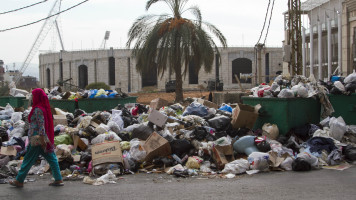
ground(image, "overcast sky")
xmin=0 ymin=0 xmax=291 ymax=75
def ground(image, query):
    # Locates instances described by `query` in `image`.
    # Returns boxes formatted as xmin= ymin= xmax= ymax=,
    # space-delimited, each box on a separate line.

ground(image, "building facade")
xmin=289 ymin=0 xmax=356 ymax=79
xmin=39 ymin=47 xmax=283 ymax=93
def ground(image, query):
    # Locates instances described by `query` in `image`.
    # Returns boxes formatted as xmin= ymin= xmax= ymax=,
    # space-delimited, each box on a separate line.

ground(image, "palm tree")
xmin=127 ymin=0 xmax=227 ymax=102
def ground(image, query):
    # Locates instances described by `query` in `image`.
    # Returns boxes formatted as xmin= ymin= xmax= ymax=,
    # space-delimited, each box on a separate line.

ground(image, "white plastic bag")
xmin=334 ymin=81 xmax=345 ymax=92
xmin=344 ymin=71 xmax=356 ymax=84
xmin=109 ymin=110 xmax=124 ymax=131
xmin=108 ymin=121 xmax=121 ymax=134
xmin=291 ymin=85 xmax=308 ymax=98
xmin=221 ymin=159 xmax=249 ymax=174
xmin=11 ymin=112 xmax=22 ymax=124
xmin=280 ymin=157 xmax=294 ymax=171
xmin=277 ymin=89 xmax=295 ymax=98
xmin=329 ymin=116 xmax=347 ymax=141
xmin=91 ymin=132 xmax=122 ymax=144
xmin=262 ymin=123 xmax=279 ymax=140
xmin=4 ymin=104 xmax=14 ymax=117
xmin=95 ymin=123 xmax=110 ymax=135
xmin=200 ymin=161 xmax=212 ymax=173
xmin=248 ymin=152 xmax=269 ymax=171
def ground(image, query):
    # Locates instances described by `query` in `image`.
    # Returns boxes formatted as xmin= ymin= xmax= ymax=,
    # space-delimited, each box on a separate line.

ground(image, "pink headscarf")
xmin=28 ymin=88 xmax=54 ymax=151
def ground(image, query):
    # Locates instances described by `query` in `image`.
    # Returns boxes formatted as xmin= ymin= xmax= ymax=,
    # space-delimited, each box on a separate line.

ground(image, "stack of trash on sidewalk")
xmin=0 ymin=74 xmax=355 ymax=185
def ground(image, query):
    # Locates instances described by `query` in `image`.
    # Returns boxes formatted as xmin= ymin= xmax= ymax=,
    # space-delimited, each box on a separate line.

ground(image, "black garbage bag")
xmin=292 ymin=157 xmax=311 ymax=171
xmin=136 ymin=104 xmax=148 ymax=114
xmin=131 ymin=125 xmax=154 ymax=140
xmin=344 ymin=145 xmax=356 ymax=161
xmin=215 ymin=131 xmax=228 ymax=139
xmin=237 ymin=128 xmax=251 ymax=137
xmin=330 ymin=87 xmax=343 ymax=95
xmin=192 ymin=127 xmax=216 ymax=141
xmin=256 ymin=140 xmax=271 ymax=152
xmin=203 ymin=113 xmax=215 ymax=121
xmin=59 ymin=157 xmax=74 ymax=170
xmin=207 ymin=116 xmax=231 ymax=131
xmin=307 ymin=137 xmax=336 ymax=154
xmin=170 ymin=139 xmax=194 ymax=157
xmin=291 ymin=124 xmax=320 ymax=141
xmin=152 ymin=157 xmax=174 ymax=167
xmin=74 ymin=109 xmax=86 ymax=118
xmin=80 ymin=152 xmax=92 ymax=163
xmin=118 ymin=132 xmax=130 ymax=141
xmin=345 ymin=82 xmax=356 ymax=93
xmin=0 ymin=127 xmax=8 ymax=145
xmin=226 ymin=126 xmax=239 ymax=138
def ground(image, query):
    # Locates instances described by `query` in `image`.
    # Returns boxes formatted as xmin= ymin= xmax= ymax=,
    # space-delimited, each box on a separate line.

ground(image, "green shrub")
xmin=85 ymin=82 xmax=110 ymax=90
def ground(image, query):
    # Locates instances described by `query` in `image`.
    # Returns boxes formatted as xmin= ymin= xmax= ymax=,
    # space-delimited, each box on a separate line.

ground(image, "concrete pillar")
xmin=327 ymin=18 xmax=332 ymax=78
xmin=318 ymin=21 xmax=322 ymax=80
xmin=337 ymin=12 xmax=342 ymax=74
xmin=302 ymin=27 xmax=306 ymax=76
xmin=310 ymin=25 xmax=314 ymax=75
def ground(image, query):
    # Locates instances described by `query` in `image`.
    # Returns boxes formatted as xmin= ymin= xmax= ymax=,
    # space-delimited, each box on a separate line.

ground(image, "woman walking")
xmin=9 ymin=88 xmax=63 ymax=187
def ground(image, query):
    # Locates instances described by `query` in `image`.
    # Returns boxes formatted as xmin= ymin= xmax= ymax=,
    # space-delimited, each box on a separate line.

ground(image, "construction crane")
xmin=287 ymin=0 xmax=303 ymax=75
xmin=14 ymin=0 xmax=63 ymax=85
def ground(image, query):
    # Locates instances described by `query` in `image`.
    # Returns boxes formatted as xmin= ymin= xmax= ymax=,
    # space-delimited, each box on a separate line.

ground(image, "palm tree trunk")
xmin=175 ymin=64 xmax=184 ymax=102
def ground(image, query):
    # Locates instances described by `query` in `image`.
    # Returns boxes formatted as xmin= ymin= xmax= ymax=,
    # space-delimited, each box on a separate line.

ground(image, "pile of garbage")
xmin=250 ymin=72 xmax=356 ymax=99
xmin=0 ymin=95 xmax=355 ymax=185
xmin=45 ymin=86 xmax=129 ymax=100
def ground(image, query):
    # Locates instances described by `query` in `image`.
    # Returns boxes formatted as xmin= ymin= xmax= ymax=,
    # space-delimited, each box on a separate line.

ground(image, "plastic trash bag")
xmin=334 ymin=81 xmax=345 ymax=92
xmin=280 ymin=157 xmax=294 ymax=171
xmin=200 ymin=161 xmax=212 ymax=173
xmin=11 ymin=112 xmax=22 ymax=124
xmin=345 ymin=82 xmax=356 ymax=93
xmin=262 ymin=123 xmax=279 ymax=140
xmin=218 ymin=104 xmax=233 ymax=113
xmin=54 ymin=134 xmax=73 ymax=146
xmin=248 ymin=152 xmax=269 ymax=171
xmin=185 ymin=156 xmax=203 ymax=169
xmin=329 ymin=117 xmax=347 ymax=141
xmin=291 ymin=85 xmax=308 ymax=98
xmin=344 ymin=71 xmax=356 ymax=84
xmin=182 ymin=102 xmax=209 ymax=117
xmin=4 ymin=104 xmax=14 ymax=117
xmin=221 ymin=159 xmax=249 ymax=174
xmin=77 ymin=116 xmax=92 ymax=129
xmin=131 ymin=125 xmax=154 ymax=140
xmin=344 ymin=145 xmax=356 ymax=161
xmin=207 ymin=116 xmax=231 ymax=131
xmin=109 ymin=110 xmax=124 ymax=131
xmin=95 ymin=124 xmax=110 ymax=135
xmin=292 ymin=152 xmax=318 ymax=171
xmin=83 ymin=170 xmax=117 ymax=186
xmin=91 ymin=131 xmax=122 ymax=144
xmin=277 ymin=89 xmax=295 ymax=98
xmin=129 ymin=139 xmax=146 ymax=162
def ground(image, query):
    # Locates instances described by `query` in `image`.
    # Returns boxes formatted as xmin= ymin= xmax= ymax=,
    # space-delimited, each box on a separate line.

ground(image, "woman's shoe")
xmin=9 ymin=180 xmax=24 ymax=188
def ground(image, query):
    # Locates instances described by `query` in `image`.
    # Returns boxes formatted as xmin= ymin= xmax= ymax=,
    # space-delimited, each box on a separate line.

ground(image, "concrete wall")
xmin=39 ymin=47 xmax=283 ymax=93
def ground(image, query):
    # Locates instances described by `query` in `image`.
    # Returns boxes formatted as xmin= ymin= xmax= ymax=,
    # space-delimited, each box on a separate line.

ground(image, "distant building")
xmin=3 ymin=70 xmax=21 ymax=83
xmin=38 ymin=47 xmax=283 ymax=92
xmin=18 ymin=75 xmax=38 ymax=90
xmin=284 ymin=0 xmax=356 ymax=79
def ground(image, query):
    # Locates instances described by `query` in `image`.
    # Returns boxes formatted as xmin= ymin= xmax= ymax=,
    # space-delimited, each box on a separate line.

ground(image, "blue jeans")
xmin=16 ymin=145 xmax=62 ymax=183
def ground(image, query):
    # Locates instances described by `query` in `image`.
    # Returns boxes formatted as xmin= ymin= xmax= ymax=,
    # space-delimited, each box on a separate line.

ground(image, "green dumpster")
xmin=328 ymin=94 xmax=356 ymax=125
xmin=23 ymin=97 xmax=138 ymax=113
xmin=242 ymin=97 xmax=321 ymax=136
xmin=78 ymin=97 xmax=137 ymax=113
xmin=0 ymin=96 xmax=26 ymax=108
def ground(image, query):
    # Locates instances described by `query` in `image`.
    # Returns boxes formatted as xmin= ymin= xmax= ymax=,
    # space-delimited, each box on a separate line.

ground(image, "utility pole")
xmin=255 ymin=43 xmax=264 ymax=84
xmin=288 ymin=0 xmax=303 ymax=75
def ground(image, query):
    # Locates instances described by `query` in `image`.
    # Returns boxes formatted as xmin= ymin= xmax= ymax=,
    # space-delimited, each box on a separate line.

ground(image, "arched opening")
xmin=46 ymin=68 xmax=51 ymax=88
xmin=141 ymin=63 xmax=157 ymax=88
xmin=78 ymin=65 xmax=88 ymax=89
xmin=232 ymin=58 xmax=252 ymax=83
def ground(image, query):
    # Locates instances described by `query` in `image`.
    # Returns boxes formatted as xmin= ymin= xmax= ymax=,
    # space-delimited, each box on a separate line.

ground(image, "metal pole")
xmin=310 ymin=25 xmax=314 ymax=75
xmin=302 ymin=27 xmax=306 ymax=76
xmin=337 ymin=12 xmax=342 ymax=74
xmin=318 ymin=21 xmax=322 ymax=80
xmin=327 ymin=17 xmax=332 ymax=78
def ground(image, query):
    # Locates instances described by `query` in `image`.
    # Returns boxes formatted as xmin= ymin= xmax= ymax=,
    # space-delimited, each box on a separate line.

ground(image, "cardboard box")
xmin=148 ymin=110 xmax=168 ymax=127
xmin=0 ymin=146 xmax=17 ymax=156
xmin=231 ymin=103 xmax=259 ymax=129
xmin=143 ymin=132 xmax=171 ymax=162
xmin=91 ymin=141 xmax=123 ymax=166
xmin=197 ymin=99 xmax=219 ymax=109
xmin=212 ymin=145 xmax=235 ymax=170
xmin=150 ymin=98 xmax=168 ymax=110
xmin=53 ymin=115 xmax=68 ymax=126
xmin=73 ymin=135 xmax=88 ymax=151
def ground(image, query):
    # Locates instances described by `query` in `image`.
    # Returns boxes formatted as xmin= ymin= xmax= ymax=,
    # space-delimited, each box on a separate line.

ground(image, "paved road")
xmin=1 ymin=166 xmax=355 ymax=200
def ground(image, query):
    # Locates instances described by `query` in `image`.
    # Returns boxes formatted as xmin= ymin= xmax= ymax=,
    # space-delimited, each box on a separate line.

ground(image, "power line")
xmin=256 ymin=0 xmax=271 ymax=45
xmin=0 ymin=0 xmax=48 ymax=15
xmin=0 ymin=0 xmax=89 ymax=32
xmin=263 ymin=0 xmax=275 ymax=45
